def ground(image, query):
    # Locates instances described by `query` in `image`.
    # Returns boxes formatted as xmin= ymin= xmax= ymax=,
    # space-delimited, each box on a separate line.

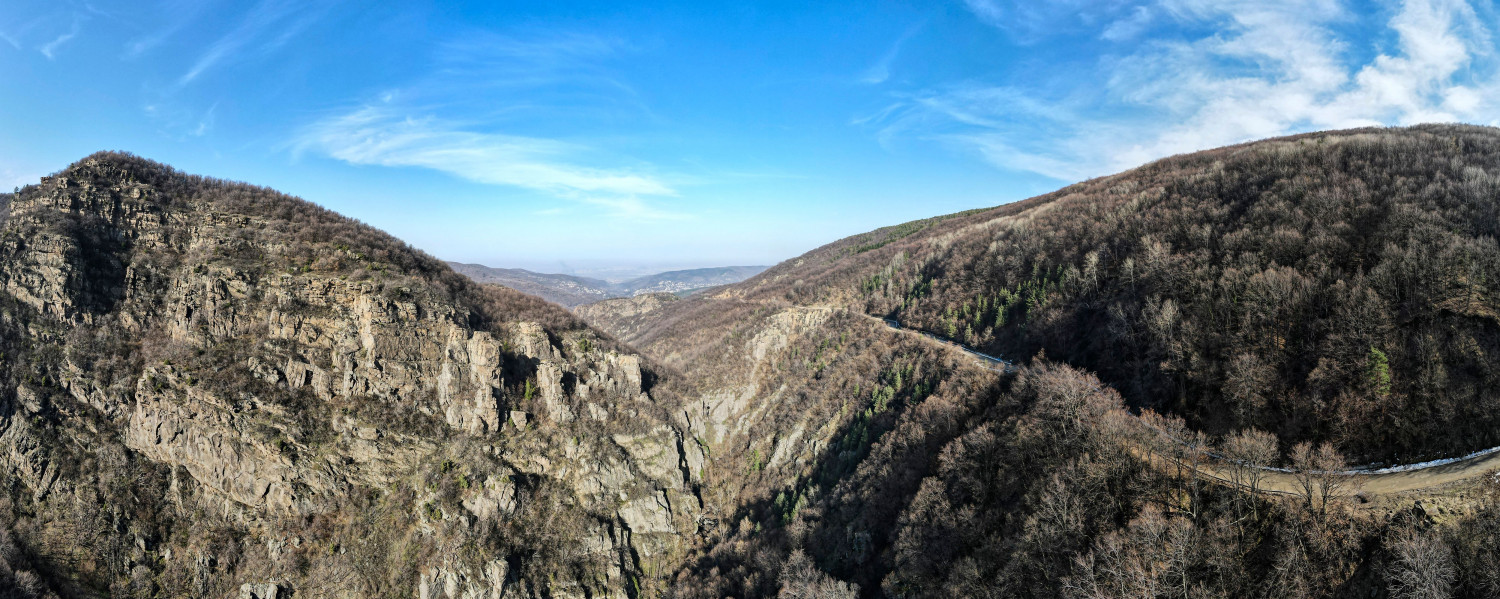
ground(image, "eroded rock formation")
xmin=0 ymin=154 xmax=703 ymax=598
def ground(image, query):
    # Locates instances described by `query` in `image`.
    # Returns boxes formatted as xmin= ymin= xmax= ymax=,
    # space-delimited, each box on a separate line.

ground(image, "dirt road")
xmin=869 ymin=314 xmax=1500 ymax=496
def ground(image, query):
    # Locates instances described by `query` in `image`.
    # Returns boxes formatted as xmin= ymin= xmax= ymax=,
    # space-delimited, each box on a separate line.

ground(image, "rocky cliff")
xmin=0 ymin=153 xmax=704 ymax=598
xmin=574 ymin=293 xmax=681 ymax=342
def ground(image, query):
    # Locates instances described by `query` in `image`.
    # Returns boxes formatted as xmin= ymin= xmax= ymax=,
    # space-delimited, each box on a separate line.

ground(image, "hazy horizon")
xmin=448 ymin=258 xmax=769 ymax=283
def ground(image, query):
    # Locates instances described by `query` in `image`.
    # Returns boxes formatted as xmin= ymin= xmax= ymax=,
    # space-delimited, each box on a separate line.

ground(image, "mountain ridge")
xmin=577 ymin=124 xmax=1500 ymax=598
xmin=0 ymin=152 xmax=705 ymax=598
xmin=9 ymin=127 xmax=1500 ymax=598
xmin=591 ymin=123 xmax=1500 ymax=462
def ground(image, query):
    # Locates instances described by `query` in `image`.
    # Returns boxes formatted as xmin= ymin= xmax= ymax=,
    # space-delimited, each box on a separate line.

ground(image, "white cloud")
xmin=295 ymin=105 xmax=675 ymax=199
xmin=896 ymin=0 xmax=1499 ymax=181
xmin=963 ymin=0 xmax=1007 ymax=29
xmin=861 ymin=23 xmax=923 ymax=84
xmin=963 ymin=0 xmax=1150 ymax=42
xmin=179 ymin=0 xmax=320 ymax=86
xmin=293 ymin=29 xmax=684 ymax=220
xmin=38 ymin=20 xmax=78 ymax=59
xmin=1101 ymin=6 xmax=1154 ymax=41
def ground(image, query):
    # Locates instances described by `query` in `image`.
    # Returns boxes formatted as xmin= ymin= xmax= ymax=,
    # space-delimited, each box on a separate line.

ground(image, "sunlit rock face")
xmin=0 ymin=153 xmax=702 ymax=598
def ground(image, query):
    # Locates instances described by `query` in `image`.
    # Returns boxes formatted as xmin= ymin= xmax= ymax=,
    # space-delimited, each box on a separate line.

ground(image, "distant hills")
xmin=447 ymin=262 xmax=766 ymax=307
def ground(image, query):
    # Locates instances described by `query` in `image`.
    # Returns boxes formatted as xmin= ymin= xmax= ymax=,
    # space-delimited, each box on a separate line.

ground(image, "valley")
xmin=5 ymin=1 xmax=1499 ymax=596
xmin=447 ymin=263 xmax=767 ymax=308
xmin=6 ymin=126 xmax=1500 ymax=598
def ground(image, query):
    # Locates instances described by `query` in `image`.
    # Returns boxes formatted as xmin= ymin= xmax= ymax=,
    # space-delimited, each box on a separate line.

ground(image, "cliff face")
xmin=573 ymin=293 xmax=681 ymax=343
xmin=0 ymin=154 xmax=703 ymax=598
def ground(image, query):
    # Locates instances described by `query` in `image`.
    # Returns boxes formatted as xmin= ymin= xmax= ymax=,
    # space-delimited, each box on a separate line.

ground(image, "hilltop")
xmin=0 ymin=153 xmax=705 ymax=597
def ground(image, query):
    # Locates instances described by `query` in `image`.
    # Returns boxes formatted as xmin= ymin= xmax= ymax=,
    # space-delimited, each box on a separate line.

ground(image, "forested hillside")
xmin=447 ymin=262 xmax=618 ymax=307
xmin=602 ymin=124 xmax=1500 ymax=463
xmin=578 ymin=125 xmax=1500 ymax=598
xmin=863 ymin=125 xmax=1500 ymax=462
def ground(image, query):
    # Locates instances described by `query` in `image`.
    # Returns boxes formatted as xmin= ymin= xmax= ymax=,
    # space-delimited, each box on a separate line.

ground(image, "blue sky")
xmin=2 ymin=0 xmax=1497 ymax=276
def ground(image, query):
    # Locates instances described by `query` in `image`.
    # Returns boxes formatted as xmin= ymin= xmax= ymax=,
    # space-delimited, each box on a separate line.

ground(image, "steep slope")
xmin=577 ymin=125 xmax=1500 ymax=598
xmin=599 ymin=124 xmax=1500 ymax=463
xmin=574 ymin=293 xmax=683 ymax=342
xmin=0 ymin=153 xmax=705 ymax=598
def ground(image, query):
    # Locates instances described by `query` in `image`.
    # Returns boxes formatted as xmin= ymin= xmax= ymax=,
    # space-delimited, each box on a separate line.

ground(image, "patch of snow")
xmin=1355 ymin=445 xmax=1500 ymax=474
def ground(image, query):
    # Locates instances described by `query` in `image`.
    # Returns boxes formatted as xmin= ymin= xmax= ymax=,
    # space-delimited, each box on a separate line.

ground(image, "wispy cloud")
xmin=1101 ymin=5 xmax=1155 ymax=41
xmin=423 ymin=30 xmax=651 ymax=121
xmin=293 ymin=29 xmax=683 ymax=219
xmin=126 ymin=33 xmax=166 ymax=58
xmin=963 ymin=0 xmax=1142 ymax=42
xmin=861 ymin=23 xmax=923 ymax=85
xmin=576 ymin=195 xmax=686 ymax=220
xmin=963 ymin=0 xmax=1007 ymax=29
xmin=178 ymin=0 xmax=323 ymax=86
xmin=192 ymin=103 xmax=217 ymax=137
xmin=38 ymin=19 xmax=79 ymax=59
xmin=884 ymin=0 xmax=1500 ymax=181
xmin=436 ymin=30 xmax=626 ymax=69
xmin=125 ymin=0 xmax=214 ymax=58
xmin=295 ymin=105 xmax=675 ymax=199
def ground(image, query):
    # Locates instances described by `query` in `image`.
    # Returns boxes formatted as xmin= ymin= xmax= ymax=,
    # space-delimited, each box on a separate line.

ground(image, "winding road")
xmin=870 ymin=314 xmax=1500 ymax=496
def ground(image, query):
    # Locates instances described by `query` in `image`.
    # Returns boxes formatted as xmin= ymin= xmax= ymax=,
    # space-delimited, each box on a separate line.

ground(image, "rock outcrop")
xmin=574 ymin=292 xmax=680 ymax=341
xmin=0 ymin=153 xmax=700 ymax=597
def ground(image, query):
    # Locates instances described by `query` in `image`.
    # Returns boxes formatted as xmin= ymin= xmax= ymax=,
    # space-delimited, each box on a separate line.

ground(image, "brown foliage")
xmin=630 ymin=125 xmax=1500 ymax=463
xmin=1387 ymin=529 xmax=1456 ymax=599
xmin=1220 ymin=428 xmax=1278 ymax=518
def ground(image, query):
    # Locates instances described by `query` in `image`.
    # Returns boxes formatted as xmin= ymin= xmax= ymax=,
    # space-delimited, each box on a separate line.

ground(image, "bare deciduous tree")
xmin=1291 ymin=441 xmax=1352 ymax=513
xmin=1222 ymin=428 xmax=1278 ymax=519
xmin=779 ymin=550 xmax=859 ymax=599
xmin=1062 ymin=505 xmax=1197 ymax=599
xmin=1313 ymin=442 xmax=1355 ymax=513
xmin=1387 ymin=531 xmax=1456 ymax=599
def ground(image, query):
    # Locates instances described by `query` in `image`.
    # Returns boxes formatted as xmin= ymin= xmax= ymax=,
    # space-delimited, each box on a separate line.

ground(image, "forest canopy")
xmin=753 ymin=125 xmax=1500 ymax=463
